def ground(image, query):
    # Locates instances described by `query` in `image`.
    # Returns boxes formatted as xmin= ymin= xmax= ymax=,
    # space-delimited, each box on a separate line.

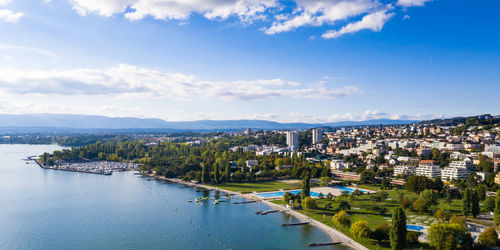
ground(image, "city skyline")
xmin=0 ymin=0 xmax=499 ymax=123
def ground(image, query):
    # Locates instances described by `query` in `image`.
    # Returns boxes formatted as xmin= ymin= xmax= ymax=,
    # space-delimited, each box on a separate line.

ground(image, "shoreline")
xmin=147 ymin=174 xmax=366 ymax=250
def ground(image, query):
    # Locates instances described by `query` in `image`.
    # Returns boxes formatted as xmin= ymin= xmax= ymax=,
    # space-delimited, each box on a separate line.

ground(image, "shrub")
xmin=301 ymin=197 xmax=317 ymax=210
xmin=332 ymin=210 xmax=351 ymax=228
xmin=350 ymin=220 xmax=370 ymax=240
xmin=406 ymin=231 xmax=419 ymax=246
xmin=478 ymin=227 xmax=500 ymax=248
xmin=371 ymin=222 xmax=389 ymax=243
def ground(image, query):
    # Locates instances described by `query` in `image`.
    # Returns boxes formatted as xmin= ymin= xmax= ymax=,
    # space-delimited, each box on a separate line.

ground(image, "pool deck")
xmin=252 ymin=186 xmax=376 ymax=199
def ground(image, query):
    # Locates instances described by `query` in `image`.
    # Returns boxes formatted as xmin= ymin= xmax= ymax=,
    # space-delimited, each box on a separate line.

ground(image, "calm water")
xmin=0 ymin=144 xmax=349 ymax=250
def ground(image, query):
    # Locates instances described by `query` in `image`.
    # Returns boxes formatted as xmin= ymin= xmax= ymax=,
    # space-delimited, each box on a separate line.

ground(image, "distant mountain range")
xmin=0 ymin=113 xmax=418 ymax=132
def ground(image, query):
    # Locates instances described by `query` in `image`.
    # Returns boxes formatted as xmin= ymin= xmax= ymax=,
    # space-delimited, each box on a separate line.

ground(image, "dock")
xmin=233 ymin=200 xmax=257 ymax=204
xmin=255 ymin=209 xmax=280 ymax=215
xmin=281 ymin=222 xmax=310 ymax=227
xmin=308 ymin=242 xmax=342 ymax=247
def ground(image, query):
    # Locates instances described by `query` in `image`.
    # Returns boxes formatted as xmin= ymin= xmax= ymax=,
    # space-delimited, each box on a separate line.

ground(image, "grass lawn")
xmin=271 ymin=188 xmax=480 ymax=250
xmin=211 ymin=181 xmax=302 ymax=193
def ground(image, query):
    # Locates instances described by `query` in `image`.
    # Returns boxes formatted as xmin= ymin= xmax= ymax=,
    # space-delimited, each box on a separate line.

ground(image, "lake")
xmin=0 ymin=144 xmax=349 ymax=249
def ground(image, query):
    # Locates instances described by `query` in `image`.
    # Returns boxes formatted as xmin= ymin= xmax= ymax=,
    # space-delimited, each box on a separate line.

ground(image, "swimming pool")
xmin=256 ymin=190 xmax=321 ymax=198
xmin=406 ymin=225 xmax=424 ymax=231
xmin=331 ymin=186 xmax=366 ymax=194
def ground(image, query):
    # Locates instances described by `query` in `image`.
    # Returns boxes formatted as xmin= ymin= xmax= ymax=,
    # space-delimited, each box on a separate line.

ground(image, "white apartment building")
xmin=394 ymin=165 xmax=416 ymax=176
xmin=449 ymin=158 xmax=476 ymax=171
xmin=312 ymin=128 xmax=322 ymax=144
xmin=441 ymin=166 xmax=469 ymax=181
xmin=286 ymin=131 xmax=299 ymax=151
xmin=330 ymin=160 xmax=348 ymax=171
xmin=416 ymin=165 xmax=441 ymax=179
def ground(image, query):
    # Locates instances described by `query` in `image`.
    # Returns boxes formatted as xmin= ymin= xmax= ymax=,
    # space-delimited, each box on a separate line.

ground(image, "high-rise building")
xmin=244 ymin=128 xmax=252 ymax=135
xmin=286 ymin=131 xmax=298 ymax=151
xmin=312 ymin=128 xmax=322 ymax=144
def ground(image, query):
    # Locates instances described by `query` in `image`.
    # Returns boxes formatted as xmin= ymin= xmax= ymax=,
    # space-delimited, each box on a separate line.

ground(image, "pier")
xmin=255 ymin=210 xmax=280 ymax=215
xmin=281 ymin=222 xmax=310 ymax=227
xmin=233 ymin=200 xmax=257 ymax=204
xmin=308 ymin=242 xmax=342 ymax=247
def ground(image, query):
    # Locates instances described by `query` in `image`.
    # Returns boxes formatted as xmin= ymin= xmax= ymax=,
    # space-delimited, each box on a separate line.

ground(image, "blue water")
xmin=256 ymin=190 xmax=321 ymax=198
xmin=0 ymin=144 xmax=350 ymax=249
xmin=331 ymin=186 xmax=366 ymax=194
xmin=406 ymin=225 xmax=424 ymax=231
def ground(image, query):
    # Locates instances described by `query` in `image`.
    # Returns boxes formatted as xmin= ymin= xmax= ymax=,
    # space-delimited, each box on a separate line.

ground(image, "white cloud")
xmin=403 ymin=14 xmax=410 ymax=20
xmin=397 ymin=0 xmax=432 ymax=7
xmin=0 ymin=64 xmax=361 ymax=101
xmin=69 ymin=0 xmax=277 ymax=23
xmin=263 ymin=0 xmax=380 ymax=35
xmin=322 ymin=8 xmax=394 ymax=39
xmin=0 ymin=9 xmax=24 ymax=23
xmin=0 ymin=44 xmax=58 ymax=59
xmin=0 ymin=0 xmax=11 ymax=6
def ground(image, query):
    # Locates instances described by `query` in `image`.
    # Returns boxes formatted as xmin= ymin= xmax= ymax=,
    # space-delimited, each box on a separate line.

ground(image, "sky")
xmin=0 ymin=0 xmax=499 ymax=123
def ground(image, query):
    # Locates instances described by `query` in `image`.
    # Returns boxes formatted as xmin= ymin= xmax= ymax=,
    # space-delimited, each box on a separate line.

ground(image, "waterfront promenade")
xmin=158 ymin=176 xmax=366 ymax=250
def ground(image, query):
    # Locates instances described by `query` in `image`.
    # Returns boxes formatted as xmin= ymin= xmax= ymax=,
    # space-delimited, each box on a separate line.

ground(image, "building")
xmin=441 ymin=166 xmax=469 ymax=181
xmin=312 ymin=128 xmax=322 ymax=144
xmin=244 ymin=128 xmax=252 ymax=135
xmin=286 ymin=131 xmax=299 ymax=151
xmin=416 ymin=161 xmax=441 ymax=179
xmin=495 ymin=174 xmax=500 ymax=185
xmin=330 ymin=160 xmax=348 ymax=171
xmin=449 ymin=158 xmax=476 ymax=171
xmin=245 ymin=160 xmax=258 ymax=171
xmin=394 ymin=165 xmax=416 ymax=176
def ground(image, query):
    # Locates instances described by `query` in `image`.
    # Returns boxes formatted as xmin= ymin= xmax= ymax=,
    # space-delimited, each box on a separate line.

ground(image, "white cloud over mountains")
xmin=66 ymin=0 xmax=432 ymax=38
xmin=0 ymin=64 xmax=361 ymax=101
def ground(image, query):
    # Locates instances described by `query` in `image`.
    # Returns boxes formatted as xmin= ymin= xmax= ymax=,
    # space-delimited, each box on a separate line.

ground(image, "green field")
xmin=211 ymin=181 xmax=302 ymax=193
xmin=271 ymin=188 xmax=486 ymax=250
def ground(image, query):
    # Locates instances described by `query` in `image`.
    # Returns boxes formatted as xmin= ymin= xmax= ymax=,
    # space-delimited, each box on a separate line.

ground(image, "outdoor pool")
xmin=256 ymin=190 xmax=321 ymax=198
xmin=331 ymin=186 xmax=367 ymax=194
xmin=406 ymin=225 xmax=424 ymax=231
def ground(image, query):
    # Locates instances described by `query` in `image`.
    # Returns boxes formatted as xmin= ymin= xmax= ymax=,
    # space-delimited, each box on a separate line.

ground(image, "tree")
xmin=301 ymin=171 xmax=311 ymax=199
xmin=390 ymin=207 xmax=407 ymax=250
xmin=433 ymin=177 xmax=444 ymax=192
xmin=420 ymin=189 xmax=438 ymax=207
xmin=332 ymin=210 xmax=351 ymax=228
xmin=352 ymin=189 xmax=363 ymax=200
xmin=471 ymin=188 xmax=480 ymax=218
xmin=495 ymin=191 xmax=500 ymax=225
xmin=435 ymin=208 xmax=450 ymax=222
xmin=371 ymin=222 xmax=389 ymax=243
xmin=405 ymin=175 xmax=433 ymax=194
xmin=428 ymin=223 xmax=468 ymax=250
xmin=478 ymin=154 xmax=494 ymax=173
xmin=283 ymin=192 xmax=294 ymax=205
xmin=302 ymin=197 xmax=317 ymax=210
xmin=413 ymin=197 xmax=428 ymax=213
xmin=400 ymin=197 xmax=412 ymax=210
xmin=320 ymin=176 xmax=331 ymax=186
xmin=350 ymin=220 xmax=370 ymax=240
xmin=360 ymin=170 xmax=376 ymax=184
xmin=477 ymin=184 xmax=487 ymax=201
xmin=213 ymin=162 xmax=220 ymax=184
xmin=463 ymin=187 xmax=472 ymax=216
xmin=486 ymin=196 xmax=496 ymax=212
xmin=449 ymin=215 xmax=465 ymax=226
xmin=338 ymin=200 xmax=351 ymax=211
xmin=478 ymin=227 xmax=499 ymax=248
xmin=406 ymin=231 xmax=419 ymax=246
xmin=381 ymin=177 xmax=390 ymax=190
xmin=201 ymin=163 xmax=209 ymax=184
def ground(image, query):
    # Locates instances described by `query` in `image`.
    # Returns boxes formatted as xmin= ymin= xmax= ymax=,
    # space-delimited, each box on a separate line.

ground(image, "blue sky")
xmin=0 ymin=0 xmax=498 ymax=123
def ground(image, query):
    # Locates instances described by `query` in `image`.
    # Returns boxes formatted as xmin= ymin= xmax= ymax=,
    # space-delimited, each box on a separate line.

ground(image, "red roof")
xmin=419 ymin=160 xmax=436 ymax=164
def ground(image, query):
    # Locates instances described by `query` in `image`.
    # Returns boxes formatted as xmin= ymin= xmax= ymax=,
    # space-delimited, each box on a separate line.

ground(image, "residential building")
xmin=416 ymin=161 xmax=441 ymax=178
xmin=394 ymin=165 xmax=416 ymax=176
xmin=495 ymin=174 xmax=500 ymax=185
xmin=245 ymin=160 xmax=258 ymax=171
xmin=441 ymin=166 xmax=469 ymax=181
xmin=312 ymin=128 xmax=322 ymax=144
xmin=330 ymin=160 xmax=347 ymax=171
xmin=286 ymin=131 xmax=299 ymax=151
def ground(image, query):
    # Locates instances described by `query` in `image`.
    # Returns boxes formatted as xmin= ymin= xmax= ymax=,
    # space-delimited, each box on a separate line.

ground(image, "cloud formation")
xmin=0 ymin=64 xmax=361 ymax=101
xmin=0 ymin=9 xmax=24 ymax=22
xmin=397 ymin=0 xmax=432 ymax=7
xmin=67 ymin=0 xmax=431 ymax=38
xmin=322 ymin=8 xmax=394 ymax=39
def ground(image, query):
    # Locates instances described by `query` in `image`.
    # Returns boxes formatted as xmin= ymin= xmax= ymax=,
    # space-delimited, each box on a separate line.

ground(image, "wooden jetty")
xmin=255 ymin=210 xmax=280 ymax=215
xmin=281 ymin=222 xmax=310 ymax=227
xmin=308 ymin=242 xmax=342 ymax=247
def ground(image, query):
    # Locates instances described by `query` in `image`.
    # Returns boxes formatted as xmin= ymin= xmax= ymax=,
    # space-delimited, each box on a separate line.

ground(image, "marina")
xmin=31 ymin=157 xmax=140 ymax=175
